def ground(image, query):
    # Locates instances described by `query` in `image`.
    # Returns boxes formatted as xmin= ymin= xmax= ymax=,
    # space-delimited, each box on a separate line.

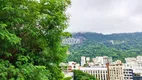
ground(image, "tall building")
xmin=109 ymin=60 xmax=124 ymax=80
xmin=109 ymin=60 xmax=133 ymax=80
xmin=80 ymin=67 xmax=108 ymax=80
xmin=81 ymin=56 xmax=86 ymax=66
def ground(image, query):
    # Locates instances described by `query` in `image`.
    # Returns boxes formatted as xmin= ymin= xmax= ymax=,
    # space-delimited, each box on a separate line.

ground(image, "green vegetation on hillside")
xmin=73 ymin=70 xmax=97 ymax=80
xmin=68 ymin=32 xmax=142 ymax=63
xmin=0 ymin=0 xmax=70 ymax=80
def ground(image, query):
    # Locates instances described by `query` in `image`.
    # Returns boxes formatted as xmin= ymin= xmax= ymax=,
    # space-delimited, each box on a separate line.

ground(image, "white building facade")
xmin=81 ymin=56 xmax=86 ymax=66
xmin=124 ymin=56 xmax=142 ymax=76
xmin=80 ymin=67 xmax=108 ymax=80
xmin=92 ymin=56 xmax=112 ymax=67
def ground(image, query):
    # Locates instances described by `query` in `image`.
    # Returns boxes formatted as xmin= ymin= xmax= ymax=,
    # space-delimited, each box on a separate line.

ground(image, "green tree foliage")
xmin=64 ymin=77 xmax=72 ymax=80
xmin=0 ymin=0 xmax=70 ymax=80
xmin=68 ymin=32 xmax=142 ymax=63
xmin=73 ymin=70 xmax=97 ymax=80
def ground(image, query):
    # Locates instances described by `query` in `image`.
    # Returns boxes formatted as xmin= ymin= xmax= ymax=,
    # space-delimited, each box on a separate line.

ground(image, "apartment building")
xmin=124 ymin=56 xmax=142 ymax=76
xmin=109 ymin=60 xmax=133 ymax=80
xmin=109 ymin=60 xmax=124 ymax=80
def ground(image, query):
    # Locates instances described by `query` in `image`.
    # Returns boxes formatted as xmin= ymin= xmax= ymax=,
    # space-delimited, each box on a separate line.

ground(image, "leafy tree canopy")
xmin=0 ymin=0 xmax=70 ymax=80
xmin=73 ymin=70 xmax=97 ymax=80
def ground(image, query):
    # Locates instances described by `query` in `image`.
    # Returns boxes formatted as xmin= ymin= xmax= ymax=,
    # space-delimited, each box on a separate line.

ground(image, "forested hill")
xmin=67 ymin=32 xmax=142 ymax=63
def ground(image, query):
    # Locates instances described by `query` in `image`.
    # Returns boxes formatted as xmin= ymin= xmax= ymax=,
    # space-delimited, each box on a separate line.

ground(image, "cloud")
xmin=66 ymin=0 xmax=142 ymax=34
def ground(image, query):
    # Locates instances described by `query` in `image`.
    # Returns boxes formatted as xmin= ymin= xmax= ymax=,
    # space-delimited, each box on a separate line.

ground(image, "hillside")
xmin=67 ymin=32 xmax=142 ymax=63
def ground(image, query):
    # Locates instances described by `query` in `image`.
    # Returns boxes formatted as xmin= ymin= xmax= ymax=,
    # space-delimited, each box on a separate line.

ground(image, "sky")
xmin=66 ymin=0 xmax=142 ymax=34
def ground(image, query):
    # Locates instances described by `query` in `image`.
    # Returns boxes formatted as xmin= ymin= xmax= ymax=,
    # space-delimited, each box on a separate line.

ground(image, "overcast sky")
xmin=66 ymin=0 xmax=142 ymax=34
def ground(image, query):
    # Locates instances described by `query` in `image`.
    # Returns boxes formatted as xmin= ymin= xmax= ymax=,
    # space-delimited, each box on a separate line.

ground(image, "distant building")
xmin=67 ymin=62 xmax=80 ymax=72
xmin=81 ymin=56 xmax=86 ymax=66
xmin=109 ymin=60 xmax=124 ymax=80
xmin=108 ymin=60 xmax=133 ymax=80
xmin=62 ymin=38 xmax=81 ymax=45
xmin=86 ymin=57 xmax=90 ymax=63
xmin=124 ymin=56 xmax=142 ymax=76
xmin=80 ymin=67 xmax=108 ymax=80
xmin=80 ymin=56 xmax=112 ymax=67
xmin=103 ymin=56 xmax=112 ymax=65
xmin=60 ymin=62 xmax=80 ymax=73
xmin=91 ymin=56 xmax=112 ymax=67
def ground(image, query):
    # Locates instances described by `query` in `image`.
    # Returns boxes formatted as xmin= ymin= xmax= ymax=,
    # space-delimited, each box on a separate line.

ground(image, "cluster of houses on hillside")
xmin=60 ymin=56 xmax=142 ymax=80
